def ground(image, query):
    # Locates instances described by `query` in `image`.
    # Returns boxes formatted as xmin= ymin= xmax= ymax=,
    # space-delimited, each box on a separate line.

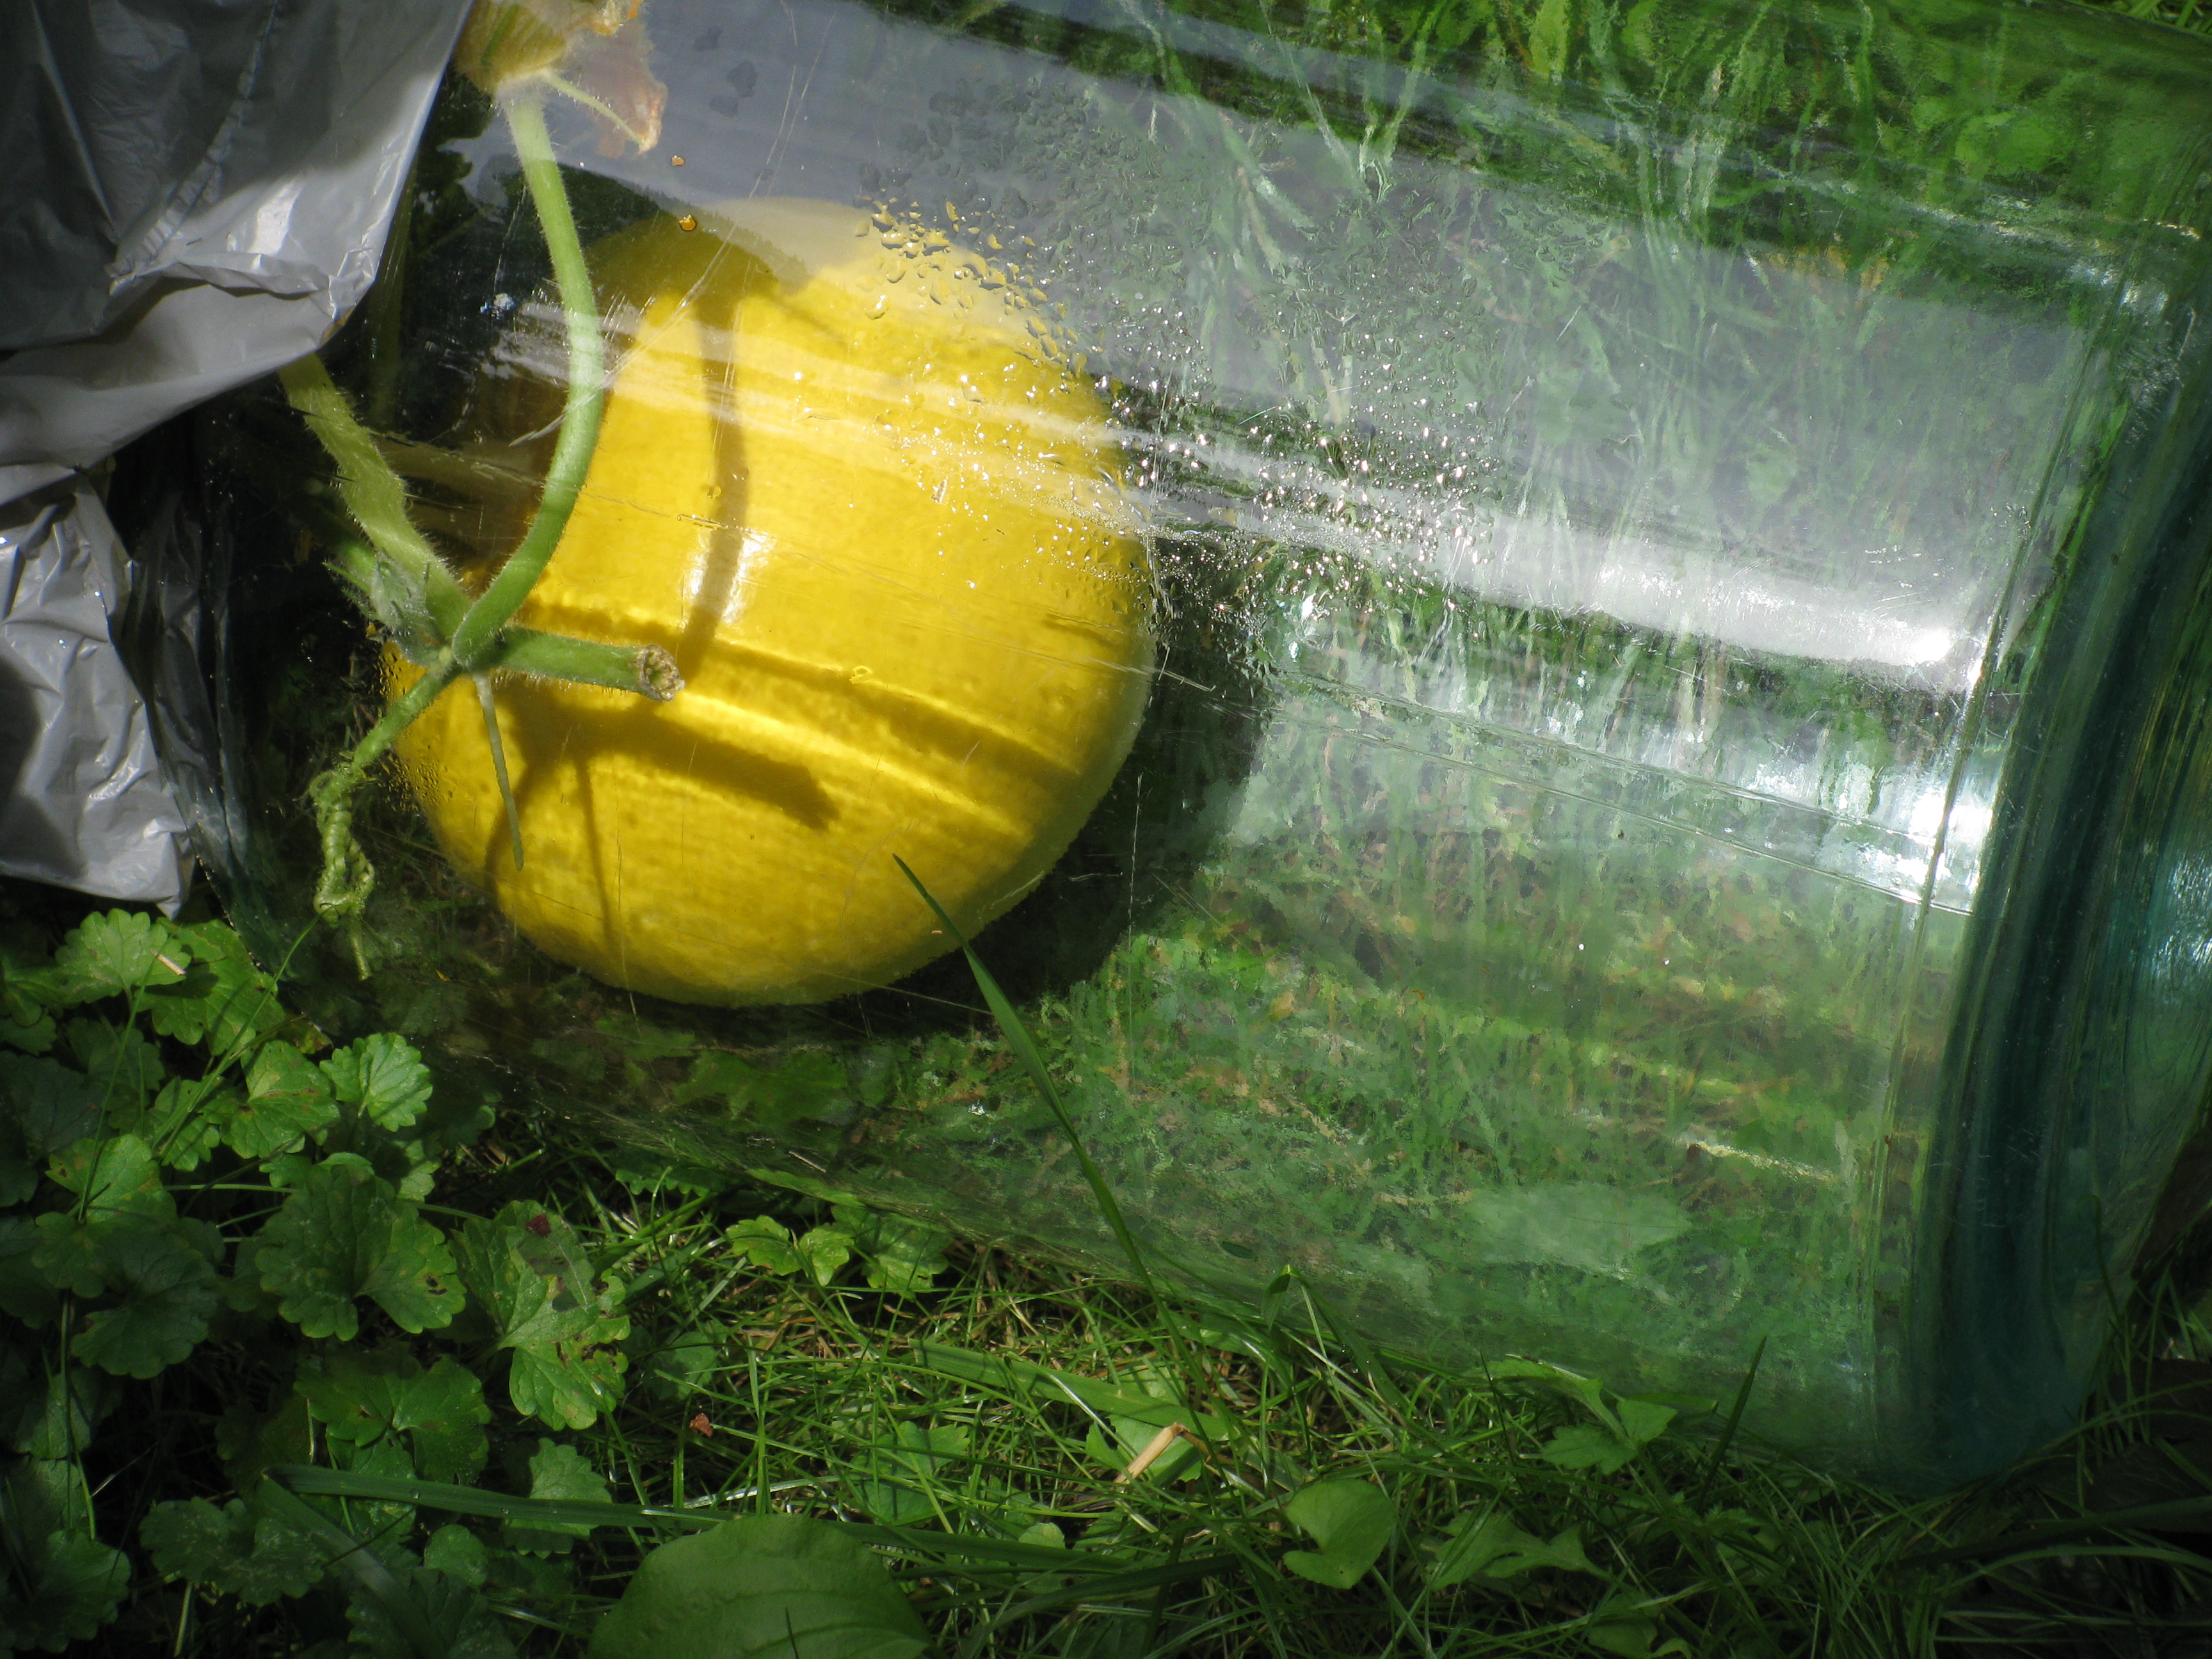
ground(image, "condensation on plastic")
xmin=0 ymin=0 xmax=467 ymax=906
xmin=170 ymin=0 xmax=2212 ymax=1486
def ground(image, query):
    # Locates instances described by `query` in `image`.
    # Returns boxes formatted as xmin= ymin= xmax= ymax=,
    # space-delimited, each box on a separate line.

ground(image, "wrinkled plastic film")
xmin=0 ymin=0 xmax=468 ymax=905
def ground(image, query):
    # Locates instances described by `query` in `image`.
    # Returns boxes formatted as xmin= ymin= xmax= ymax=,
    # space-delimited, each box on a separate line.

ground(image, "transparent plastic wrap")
xmin=144 ymin=0 xmax=2212 ymax=1485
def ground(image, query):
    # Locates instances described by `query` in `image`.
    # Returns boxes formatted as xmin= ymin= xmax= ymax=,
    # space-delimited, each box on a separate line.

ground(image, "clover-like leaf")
xmin=588 ymin=1513 xmax=929 ymax=1659
xmin=70 ymin=1224 xmax=221 ymax=1377
xmin=144 ymin=920 xmax=284 ymax=1054
xmin=299 ymin=1348 xmax=490 ymax=1484
xmin=253 ymin=1157 xmax=463 ymax=1340
xmin=505 ymin=1439 xmax=611 ymax=1555
xmin=51 ymin=911 xmax=187 ymax=1004
xmin=454 ymin=1205 xmax=627 ymax=1430
xmin=322 ymin=1033 xmax=432 ymax=1133
xmin=1282 ymin=1479 xmax=1397 ymax=1590
xmin=227 ymin=1041 xmax=338 ymax=1159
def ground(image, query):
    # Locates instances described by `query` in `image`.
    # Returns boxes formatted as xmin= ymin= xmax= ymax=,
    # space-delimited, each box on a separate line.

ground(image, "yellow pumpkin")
xmin=391 ymin=200 xmax=1152 ymax=1005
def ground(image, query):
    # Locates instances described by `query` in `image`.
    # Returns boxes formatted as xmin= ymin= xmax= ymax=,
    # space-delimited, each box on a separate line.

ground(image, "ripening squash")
xmin=390 ymin=199 xmax=1153 ymax=1004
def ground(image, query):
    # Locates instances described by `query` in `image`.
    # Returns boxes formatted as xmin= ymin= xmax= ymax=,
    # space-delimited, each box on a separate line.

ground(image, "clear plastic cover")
xmin=157 ymin=0 xmax=2212 ymax=1484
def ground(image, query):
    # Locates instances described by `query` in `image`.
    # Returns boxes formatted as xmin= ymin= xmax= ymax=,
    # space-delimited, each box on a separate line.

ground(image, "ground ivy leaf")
xmin=454 ymin=1205 xmax=628 ymax=1431
xmin=1282 ymin=1478 xmax=1397 ymax=1590
xmin=142 ymin=1497 xmax=328 ymax=1607
xmin=726 ymin=1217 xmax=802 ymax=1276
xmin=229 ymin=1041 xmax=338 ymax=1159
xmin=504 ymin=1439 xmax=611 ymax=1555
xmin=254 ymin=1158 xmax=463 ymax=1340
xmin=321 ymin=1034 xmax=431 ymax=1132
xmin=0 ymin=1054 xmax=103 ymax=1166
xmin=794 ymin=1226 xmax=853 ymax=1287
xmin=300 ymin=1349 xmax=490 ymax=1484
xmin=348 ymin=1564 xmax=517 ymax=1659
xmin=1 ymin=1528 xmax=130 ymax=1647
xmin=587 ymin=1512 xmax=929 ymax=1659
xmin=0 ymin=1214 xmax=58 ymax=1326
xmin=140 ymin=1078 xmax=225 ymax=1171
xmin=61 ymin=1020 xmax=161 ymax=1119
xmin=13 ymin=1366 xmax=104 ymax=1459
xmin=70 ymin=1224 xmax=221 ymax=1377
xmin=45 ymin=1132 xmax=169 ymax=1222
xmin=142 ymin=1496 xmax=252 ymax=1584
xmin=423 ymin=1524 xmax=490 ymax=1588
xmin=144 ymin=920 xmax=283 ymax=1053
xmin=52 ymin=911 xmax=187 ymax=1004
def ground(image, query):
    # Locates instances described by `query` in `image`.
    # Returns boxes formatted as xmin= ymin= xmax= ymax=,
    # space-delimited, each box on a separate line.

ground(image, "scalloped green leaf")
xmin=299 ymin=1349 xmax=489 ymax=1484
xmin=505 ymin=1439 xmax=610 ymax=1555
xmin=227 ymin=1041 xmax=338 ymax=1159
xmin=68 ymin=1226 xmax=221 ymax=1378
xmin=253 ymin=1158 xmax=463 ymax=1340
xmin=0 ymin=1528 xmax=130 ymax=1648
xmin=141 ymin=1497 xmax=326 ymax=1606
xmin=454 ymin=1205 xmax=627 ymax=1430
xmin=321 ymin=1034 xmax=432 ymax=1132
xmin=143 ymin=920 xmax=284 ymax=1053
xmin=51 ymin=911 xmax=187 ymax=1004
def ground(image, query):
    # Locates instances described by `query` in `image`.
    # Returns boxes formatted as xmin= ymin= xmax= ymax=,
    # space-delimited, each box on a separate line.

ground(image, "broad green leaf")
xmin=1 ymin=969 xmax=58 ymax=1054
xmin=1429 ymin=1511 xmax=1597 ymax=1588
xmin=347 ymin=1563 xmax=517 ymax=1659
xmin=1282 ymin=1479 xmax=1397 ymax=1589
xmin=0 ymin=1528 xmax=129 ymax=1647
xmin=219 ymin=1387 xmax=314 ymax=1495
xmin=637 ymin=1325 xmax=723 ymax=1400
xmin=853 ymin=1421 xmax=968 ymax=1526
xmin=144 ymin=920 xmax=284 ymax=1052
xmin=726 ymin=1217 xmax=803 ymax=1276
xmin=0 ymin=1214 xmax=57 ymax=1326
xmin=1541 ymin=1425 xmax=1635 ymax=1475
xmin=228 ymin=1041 xmax=338 ymax=1158
xmin=141 ymin=1497 xmax=325 ymax=1605
xmin=0 ymin=1053 xmax=103 ymax=1167
xmin=69 ymin=1224 xmax=221 ymax=1377
xmin=1616 ymin=1398 xmax=1678 ymax=1448
xmin=11 ymin=1368 xmax=105 ymax=1460
xmin=299 ymin=1349 xmax=490 ymax=1484
xmin=253 ymin=1157 xmax=463 ymax=1339
xmin=506 ymin=1439 xmax=610 ymax=1554
xmin=61 ymin=1020 xmax=161 ymax=1116
xmin=51 ymin=911 xmax=186 ymax=1004
xmin=454 ymin=1205 xmax=627 ymax=1430
xmin=35 ymin=1136 xmax=176 ymax=1299
xmin=322 ymin=1033 xmax=432 ymax=1132
xmin=609 ymin=1148 xmax=729 ymax=1198
xmin=588 ymin=1512 xmax=929 ymax=1659
xmin=423 ymin=1524 xmax=491 ymax=1587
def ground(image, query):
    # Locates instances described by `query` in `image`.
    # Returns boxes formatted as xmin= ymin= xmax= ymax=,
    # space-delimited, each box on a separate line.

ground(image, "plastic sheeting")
xmin=0 ymin=0 xmax=468 ymax=905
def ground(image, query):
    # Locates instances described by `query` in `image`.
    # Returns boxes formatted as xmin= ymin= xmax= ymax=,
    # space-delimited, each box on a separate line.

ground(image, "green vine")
xmin=284 ymin=76 xmax=674 ymax=970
